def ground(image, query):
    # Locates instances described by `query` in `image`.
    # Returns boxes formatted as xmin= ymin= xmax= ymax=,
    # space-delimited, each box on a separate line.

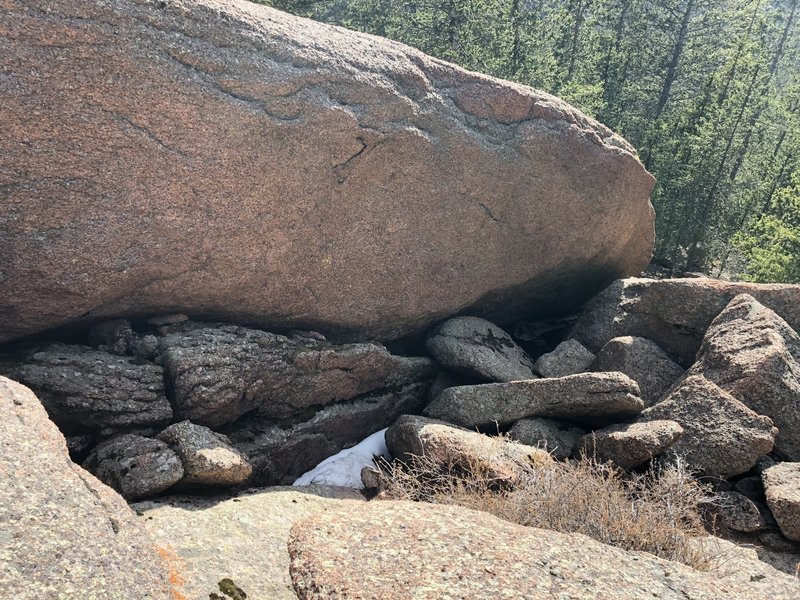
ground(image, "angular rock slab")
xmin=134 ymin=486 xmax=364 ymax=600
xmin=157 ymin=420 xmax=252 ymax=487
xmin=0 ymin=0 xmax=654 ymax=345
xmin=507 ymin=417 xmax=586 ymax=459
xmin=533 ymin=339 xmax=594 ymax=378
xmin=288 ymin=500 xmax=799 ymax=599
xmin=83 ymin=434 xmax=185 ymax=500
xmin=0 ymin=343 xmax=171 ymax=432
xmin=688 ymin=294 xmax=800 ymax=460
xmin=0 ymin=376 xmax=171 ymax=598
xmin=592 ymin=336 xmax=684 ymax=406
xmin=577 ymin=420 xmax=683 ymax=470
xmin=161 ymin=325 xmax=435 ymax=427
xmin=424 ymin=372 xmax=643 ymax=428
xmin=386 ymin=415 xmax=550 ymax=485
xmin=226 ymin=382 xmax=429 ymax=485
xmin=638 ymin=376 xmax=777 ymax=478
xmin=161 ymin=324 xmax=434 ymax=426
xmin=425 ymin=316 xmax=535 ymax=382
xmin=571 ymin=277 xmax=800 ymax=365
xmin=763 ymin=462 xmax=800 ymax=542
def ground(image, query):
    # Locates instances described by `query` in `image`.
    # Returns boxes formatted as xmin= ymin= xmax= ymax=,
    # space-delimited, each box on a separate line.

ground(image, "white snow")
xmin=292 ymin=428 xmax=391 ymax=489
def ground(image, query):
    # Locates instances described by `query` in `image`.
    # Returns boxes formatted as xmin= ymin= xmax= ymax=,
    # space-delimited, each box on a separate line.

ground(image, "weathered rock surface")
xmin=577 ymin=420 xmax=683 ymax=470
xmin=134 ymin=486 xmax=364 ymax=600
xmin=533 ymin=339 xmax=594 ymax=378
xmin=0 ymin=0 xmax=654 ymax=345
xmin=157 ymin=420 xmax=252 ymax=487
xmin=83 ymin=434 xmax=185 ymax=500
xmin=687 ymin=294 xmax=800 ymax=460
xmin=638 ymin=376 xmax=777 ymax=478
xmin=424 ymin=372 xmax=643 ymax=428
xmin=592 ymin=336 xmax=684 ymax=406
xmin=426 ymin=369 xmax=482 ymax=402
xmin=0 ymin=375 xmax=171 ymax=598
xmin=227 ymin=382 xmax=429 ymax=485
xmin=161 ymin=324 xmax=434 ymax=426
xmin=386 ymin=415 xmax=550 ymax=484
xmin=763 ymin=462 xmax=800 ymax=541
xmin=0 ymin=343 xmax=171 ymax=432
xmin=709 ymin=490 xmax=770 ymax=533
xmin=571 ymin=277 xmax=800 ymax=365
xmin=288 ymin=500 xmax=799 ymax=599
xmin=425 ymin=317 xmax=535 ymax=382
xmin=507 ymin=417 xmax=586 ymax=459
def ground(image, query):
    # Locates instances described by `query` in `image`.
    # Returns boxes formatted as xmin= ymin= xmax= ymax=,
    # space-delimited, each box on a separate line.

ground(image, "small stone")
xmin=709 ymin=491 xmax=769 ymax=533
xmin=576 ymin=420 xmax=683 ymax=470
xmin=83 ymin=434 xmax=184 ymax=500
xmin=507 ymin=418 xmax=585 ymax=460
xmin=533 ymin=339 xmax=594 ymax=378
xmin=158 ymin=420 xmax=252 ymax=487
xmin=88 ymin=319 xmax=135 ymax=355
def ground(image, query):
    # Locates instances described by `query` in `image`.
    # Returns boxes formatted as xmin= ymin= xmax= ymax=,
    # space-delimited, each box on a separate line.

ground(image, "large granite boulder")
xmin=425 ymin=317 xmax=535 ymax=382
xmin=134 ymin=486 xmax=364 ymax=600
xmin=385 ymin=415 xmax=550 ymax=485
xmin=763 ymin=463 xmax=800 ymax=542
xmin=687 ymin=294 xmax=800 ymax=460
xmin=424 ymin=372 xmax=644 ymax=428
xmin=288 ymin=500 xmax=799 ymax=598
xmin=160 ymin=324 xmax=434 ymax=426
xmin=571 ymin=277 xmax=800 ymax=365
xmin=0 ymin=375 xmax=172 ymax=598
xmin=592 ymin=336 xmax=684 ymax=406
xmin=637 ymin=376 xmax=777 ymax=478
xmin=0 ymin=343 xmax=172 ymax=433
xmin=0 ymin=0 xmax=654 ymax=345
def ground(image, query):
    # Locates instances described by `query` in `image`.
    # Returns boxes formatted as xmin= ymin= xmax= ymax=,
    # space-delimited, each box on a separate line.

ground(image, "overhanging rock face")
xmin=0 ymin=0 xmax=655 ymax=344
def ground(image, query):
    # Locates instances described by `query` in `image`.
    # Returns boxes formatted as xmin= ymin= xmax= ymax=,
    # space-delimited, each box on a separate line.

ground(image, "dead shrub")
xmin=376 ymin=436 xmax=715 ymax=570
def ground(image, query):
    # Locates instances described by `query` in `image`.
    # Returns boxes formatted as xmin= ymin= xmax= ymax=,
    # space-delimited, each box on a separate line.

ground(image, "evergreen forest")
xmin=256 ymin=0 xmax=800 ymax=282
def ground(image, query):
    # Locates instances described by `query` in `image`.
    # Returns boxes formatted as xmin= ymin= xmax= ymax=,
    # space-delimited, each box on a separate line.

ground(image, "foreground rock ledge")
xmin=0 ymin=0 xmax=654 ymax=344
xmin=288 ymin=500 xmax=798 ymax=599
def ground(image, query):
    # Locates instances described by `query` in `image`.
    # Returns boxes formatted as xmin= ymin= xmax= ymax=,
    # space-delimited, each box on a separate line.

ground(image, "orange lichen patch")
xmin=155 ymin=545 xmax=188 ymax=600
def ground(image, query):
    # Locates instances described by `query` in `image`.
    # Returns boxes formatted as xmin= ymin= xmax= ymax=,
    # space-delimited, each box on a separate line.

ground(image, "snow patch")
xmin=293 ymin=428 xmax=391 ymax=489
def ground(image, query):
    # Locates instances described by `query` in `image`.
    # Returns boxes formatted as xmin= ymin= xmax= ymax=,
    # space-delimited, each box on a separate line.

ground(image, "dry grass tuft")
xmin=376 ymin=436 xmax=715 ymax=569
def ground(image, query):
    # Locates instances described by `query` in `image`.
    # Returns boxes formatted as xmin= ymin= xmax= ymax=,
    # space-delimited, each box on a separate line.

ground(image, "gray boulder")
xmin=592 ymin=336 xmax=684 ymax=406
xmin=533 ymin=339 xmax=594 ymax=378
xmin=687 ymin=294 xmax=800 ymax=460
xmin=763 ymin=462 xmax=800 ymax=541
xmin=288 ymin=500 xmax=800 ymax=599
xmin=424 ymin=372 xmax=644 ymax=429
xmin=0 ymin=343 xmax=171 ymax=432
xmin=507 ymin=418 xmax=586 ymax=459
xmin=386 ymin=415 xmax=550 ymax=486
xmin=227 ymin=382 xmax=429 ymax=486
xmin=576 ymin=420 xmax=683 ymax=470
xmin=637 ymin=375 xmax=777 ymax=478
xmin=709 ymin=491 xmax=770 ymax=533
xmin=83 ymin=434 xmax=185 ymax=500
xmin=0 ymin=376 xmax=171 ymax=598
xmin=425 ymin=317 xmax=535 ymax=382
xmin=161 ymin=324 xmax=434 ymax=427
xmin=571 ymin=277 xmax=800 ymax=365
xmin=157 ymin=421 xmax=252 ymax=487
